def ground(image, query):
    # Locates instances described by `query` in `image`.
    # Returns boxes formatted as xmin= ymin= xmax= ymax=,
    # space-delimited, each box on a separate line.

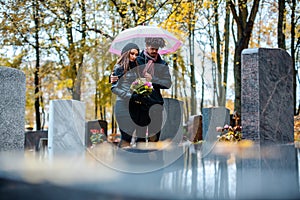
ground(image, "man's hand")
xmin=144 ymin=72 xmax=152 ymax=82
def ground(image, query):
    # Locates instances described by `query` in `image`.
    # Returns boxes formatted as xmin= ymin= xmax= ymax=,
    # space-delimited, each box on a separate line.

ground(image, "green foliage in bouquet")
xmin=130 ymin=78 xmax=153 ymax=96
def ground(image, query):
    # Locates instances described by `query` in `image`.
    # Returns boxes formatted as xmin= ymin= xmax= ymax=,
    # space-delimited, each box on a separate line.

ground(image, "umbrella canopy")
xmin=109 ymin=25 xmax=182 ymax=55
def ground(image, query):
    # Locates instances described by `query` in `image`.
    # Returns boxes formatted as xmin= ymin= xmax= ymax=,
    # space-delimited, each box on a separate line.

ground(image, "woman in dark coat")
xmin=111 ymin=43 xmax=141 ymax=147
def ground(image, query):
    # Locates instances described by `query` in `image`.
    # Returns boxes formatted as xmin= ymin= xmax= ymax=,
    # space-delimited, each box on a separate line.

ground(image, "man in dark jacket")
xmin=131 ymin=37 xmax=171 ymax=142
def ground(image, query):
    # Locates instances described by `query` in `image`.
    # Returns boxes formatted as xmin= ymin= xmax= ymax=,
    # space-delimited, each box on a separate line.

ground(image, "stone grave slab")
xmin=0 ymin=67 xmax=26 ymax=151
xmin=187 ymin=115 xmax=202 ymax=142
xmin=202 ymin=107 xmax=230 ymax=140
xmin=160 ymin=98 xmax=184 ymax=144
xmin=48 ymin=100 xmax=86 ymax=157
xmin=241 ymin=48 xmax=293 ymax=143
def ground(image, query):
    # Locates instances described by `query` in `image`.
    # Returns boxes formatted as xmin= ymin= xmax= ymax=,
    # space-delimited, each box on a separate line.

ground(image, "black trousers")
xmin=119 ymin=105 xmax=163 ymax=143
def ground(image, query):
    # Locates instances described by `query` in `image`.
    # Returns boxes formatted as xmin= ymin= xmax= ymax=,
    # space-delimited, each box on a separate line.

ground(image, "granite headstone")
xmin=202 ymin=107 xmax=230 ymax=140
xmin=241 ymin=48 xmax=293 ymax=143
xmin=48 ymin=100 xmax=86 ymax=157
xmin=24 ymin=130 xmax=48 ymax=151
xmin=0 ymin=67 xmax=26 ymax=151
xmin=160 ymin=98 xmax=184 ymax=143
xmin=187 ymin=115 xmax=202 ymax=142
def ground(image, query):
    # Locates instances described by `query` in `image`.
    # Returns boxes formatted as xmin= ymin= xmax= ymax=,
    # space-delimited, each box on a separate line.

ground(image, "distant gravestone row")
xmin=46 ymin=98 xmax=184 ymax=156
xmin=0 ymin=48 xmax=294 ymax=152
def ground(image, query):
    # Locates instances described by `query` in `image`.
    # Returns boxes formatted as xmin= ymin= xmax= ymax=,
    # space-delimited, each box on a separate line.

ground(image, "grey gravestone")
xmin=241 ymin=48 xmax=293 ymax=143
xmin=48 ymin=100 xmax=86 ymax=157
xmin=160 ymin=98 xmax=184 ymax=143
xmin=24 ymin=130 xmax=48 ymax=151
xmin=187 ymin=115 xmax=202 ymax=142
xmin=0 ymin=67 xmax=26 ymax=151
xmin=202 ymin=107 xmax=230 ymax=140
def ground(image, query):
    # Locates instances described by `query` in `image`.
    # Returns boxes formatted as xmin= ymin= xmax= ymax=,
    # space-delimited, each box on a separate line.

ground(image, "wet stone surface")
xmin=0 ymin=142 xmax=299 ymax=199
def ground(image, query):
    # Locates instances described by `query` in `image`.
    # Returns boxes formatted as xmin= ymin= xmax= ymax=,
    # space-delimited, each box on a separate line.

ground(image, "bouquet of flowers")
xmin=90 ymin=128 xmax=106 ymax=145
xmin=130 ymin=78 xmax=153 ymax=96
xmin=216 ymin=124 xmax=242 ymax=142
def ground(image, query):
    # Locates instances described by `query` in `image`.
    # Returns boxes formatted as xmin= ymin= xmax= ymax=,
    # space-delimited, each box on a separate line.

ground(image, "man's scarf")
xmin=142 ymin=50 xmax=158 ymax=76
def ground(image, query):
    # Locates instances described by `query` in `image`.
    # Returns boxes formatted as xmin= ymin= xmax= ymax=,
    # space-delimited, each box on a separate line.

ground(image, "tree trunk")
xmin=33 ymin=0 xmax=41 ymax=130
xmin=208 ymin=24 xmax=217 ymax=106
xmin=189 ymin=27 xmax=196 ymax=115
xmin=65 ymin=5 xmax=76 ymax=98
xmin=277 ymin=0 xmax=286 ymax=49
xmin=222 ymin=1 xmax=231 ymax=107
xmin=214 ymin=0 xmax=224 ymax=106
xmin=290 ymin=0 xmax=297 ymax=115
xmin=72 ymin=0 xmax=87 ymax=101
xmin=172 ymin=54 xmax=178 ymax=99
xmin=229 ymin=0 xmax=260 ymax=114
xmin=200 ymin=53 xmax=205 ymax=112
xmin=72 ymin=63 xmax=84 ymax=100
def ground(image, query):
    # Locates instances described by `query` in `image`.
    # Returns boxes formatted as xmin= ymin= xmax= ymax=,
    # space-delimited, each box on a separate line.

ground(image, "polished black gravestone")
xmin=85 ymin=120 xmax=108 ymax=147
xmin=160 ymin=98 xmax=184 ymax=143
xmin=241 ymin=48 xmax=293 ymax=143
xmin=0 ymin=67 xmax=26 ymax=151
xmin=24 ymin=130 xmax=48 ymax=151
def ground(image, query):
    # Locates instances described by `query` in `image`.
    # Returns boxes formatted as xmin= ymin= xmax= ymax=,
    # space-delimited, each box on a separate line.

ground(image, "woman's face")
xmin=129 ymin=49 xmax=139 ymax=61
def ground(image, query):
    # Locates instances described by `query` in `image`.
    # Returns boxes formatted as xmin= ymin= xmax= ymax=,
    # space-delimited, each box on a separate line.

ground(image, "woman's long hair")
xmin=116 ymin=50 xmax=139 ymax=75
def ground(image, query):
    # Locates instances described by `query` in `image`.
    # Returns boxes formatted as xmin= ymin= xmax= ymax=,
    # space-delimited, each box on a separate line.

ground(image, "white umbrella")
xmin=109 ymin=25 xmax=182 ymax=55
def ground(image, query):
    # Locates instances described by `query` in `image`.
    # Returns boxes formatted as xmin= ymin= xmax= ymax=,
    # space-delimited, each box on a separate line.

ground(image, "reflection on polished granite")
xmin=0 ymin=142 xmax=299 ymax=199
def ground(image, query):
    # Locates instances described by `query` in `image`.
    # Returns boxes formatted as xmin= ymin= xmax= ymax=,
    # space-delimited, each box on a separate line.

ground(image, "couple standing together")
xmin=111 ymin=38 xmax=172 ymax=147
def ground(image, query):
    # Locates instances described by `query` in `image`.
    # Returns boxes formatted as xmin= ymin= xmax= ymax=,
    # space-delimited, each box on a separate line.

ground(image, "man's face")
xmin=146 ymin=46 xmax=159 ymax=57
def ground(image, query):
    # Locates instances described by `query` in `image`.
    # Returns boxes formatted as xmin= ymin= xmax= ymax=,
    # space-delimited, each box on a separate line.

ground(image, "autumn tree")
xmin=41 ymin=0 xmax=88 ymax=101
xmin=0 ymin=0 xmax=48 ymax=130
xmin=289 ymin=0 xmax=300 ymax=115
xmin=157 ymin=0 xmax=202 ymax=117
xmin=229 ymin=0 xmax=260 ymax=114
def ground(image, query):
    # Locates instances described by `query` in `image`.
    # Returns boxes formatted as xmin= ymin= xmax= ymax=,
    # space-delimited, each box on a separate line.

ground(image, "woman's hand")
xmin=110 ymin=74 xmax=119 ymax=83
